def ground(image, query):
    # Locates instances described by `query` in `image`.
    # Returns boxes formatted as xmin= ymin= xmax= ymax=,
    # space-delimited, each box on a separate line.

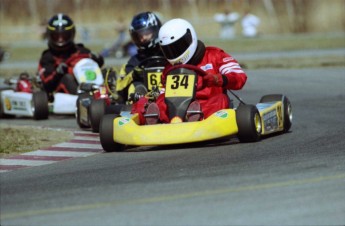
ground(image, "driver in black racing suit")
xmin=38 ymin=13 xmax=104 ymax=100
xmin=116 ymin=11 xmax=164 ymax=103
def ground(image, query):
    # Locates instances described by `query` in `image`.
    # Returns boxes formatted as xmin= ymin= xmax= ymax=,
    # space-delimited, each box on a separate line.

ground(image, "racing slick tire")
xmin=236 ymin=104 xmax=262 ymax=142
xmin=32 ymin=91 xmax=49 ymax=120
xmin=259 ymin=94 xmax=292 ymax=132
xmin=105 ymin=104 xmax=124 ymax=114
xmin=76 ymin=92 xmax=92 ymax=129
xmin=89 ymin=99 xmax=106 ymax=133
xmin=100 ymin=114 xmax=125 ymax=152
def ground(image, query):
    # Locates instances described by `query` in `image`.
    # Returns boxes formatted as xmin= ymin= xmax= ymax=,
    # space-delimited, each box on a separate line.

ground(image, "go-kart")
xmin=99 ymin=64 xmax=292 ymax=152
xmin=0 ymin=73 xmax=49 ymax=120
xmin=74 ymin=59 xmax=119 ymax=131
xmin=0 ymin=55 xmax=107 ymax=120
xmin=86 ymin=55 xmax=167 ymax=133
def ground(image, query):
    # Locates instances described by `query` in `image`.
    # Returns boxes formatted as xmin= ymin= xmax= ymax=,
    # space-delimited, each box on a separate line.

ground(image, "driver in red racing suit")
xmin=38 ymin=13 xmax=103 ymax=99
xmin=132 ymin=18 xmax=247 ymax=124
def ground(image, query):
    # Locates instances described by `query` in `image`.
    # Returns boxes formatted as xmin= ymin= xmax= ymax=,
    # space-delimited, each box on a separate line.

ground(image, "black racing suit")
xmin=38 ymin=43 xmax=104 ymax=95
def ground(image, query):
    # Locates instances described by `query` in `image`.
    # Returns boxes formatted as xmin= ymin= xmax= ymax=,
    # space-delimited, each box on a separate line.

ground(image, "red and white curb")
xmin=0 ymin=131 xmax=103 ymax=173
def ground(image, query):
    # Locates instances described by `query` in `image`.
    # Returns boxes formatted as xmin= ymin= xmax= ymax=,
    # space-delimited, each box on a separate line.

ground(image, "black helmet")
xmin=47 ymin=13 xmax=76 ymax=50
xmin=129 ymin=12 xmax=162 ymax=50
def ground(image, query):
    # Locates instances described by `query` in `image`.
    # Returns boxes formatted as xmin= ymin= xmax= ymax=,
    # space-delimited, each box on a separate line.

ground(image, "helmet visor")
xmin=51 ymin=31 xmax=73 ymax=46
xmin=160 ymin=29 xmax=192 ymax=60
xmin=131 ymin=27 xmax=155 ymax=48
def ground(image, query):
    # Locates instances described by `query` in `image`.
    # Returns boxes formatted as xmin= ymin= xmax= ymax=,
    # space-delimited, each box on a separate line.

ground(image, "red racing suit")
xmin=38 ymin=43 xmax=103 ymax=94
xmin=132 ymin=46 xmax=247 ymax=124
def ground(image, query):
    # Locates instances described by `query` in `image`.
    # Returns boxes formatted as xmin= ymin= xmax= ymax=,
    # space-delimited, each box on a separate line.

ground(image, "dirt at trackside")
xmin=0 ymin=124 xmax=73 ymax=158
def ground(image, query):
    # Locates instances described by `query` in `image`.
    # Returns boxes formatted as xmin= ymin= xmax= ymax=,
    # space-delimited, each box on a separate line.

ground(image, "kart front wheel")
xmin=100 ymin=114 xmax=125 ymax=152
xmin=236 ymin=104 xmax=262 ymax=142
xmin=89 ymin=99 xmax=106 ymax=133
xmin=260 ymin=94 xmax=292 ymax=132
xmin=32 ymin=91 xmax=49 ymax=120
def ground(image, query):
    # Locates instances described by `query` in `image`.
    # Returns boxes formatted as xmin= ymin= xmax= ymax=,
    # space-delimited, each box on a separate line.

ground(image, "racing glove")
xmin=56 ymin=62 xmax=68 ymax=75
xmin=203 ymin=73 xmax=225 ymax=87
xmin=132 ymin=66 xmax=144 ymax=81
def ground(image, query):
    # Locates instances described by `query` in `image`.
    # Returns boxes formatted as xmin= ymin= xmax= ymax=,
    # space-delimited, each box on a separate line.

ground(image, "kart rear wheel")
xmin=260 ymin=94 xmax=292 ymax=132
xmin=100 ymin=114 xmax=125 ymax=152
xmin=89 ymin=99 xmax=106 ymax=133
xmin=236 ymin=104 xmax=262 ymax=142
xmin=32 ymin=91 xmax=49 ymax=120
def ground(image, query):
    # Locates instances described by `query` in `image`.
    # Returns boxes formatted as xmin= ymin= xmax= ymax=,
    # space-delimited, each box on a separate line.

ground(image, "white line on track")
xmin=52 ymin=142 xmax=102 ymax=149
xmin=0 ymin=159 xmax=57 ymax=166
xmin=72 ymin=136 xmax=100 ymax=141
xmin=22 ymin=150 xmax=97 ymax=157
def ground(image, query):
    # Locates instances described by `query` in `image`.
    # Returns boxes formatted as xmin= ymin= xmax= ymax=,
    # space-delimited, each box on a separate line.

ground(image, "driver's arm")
xmin=116 ymin=64 xmax=134 ymax=91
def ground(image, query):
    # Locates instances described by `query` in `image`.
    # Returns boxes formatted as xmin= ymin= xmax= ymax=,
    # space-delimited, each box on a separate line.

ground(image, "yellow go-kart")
xmin=99 ymin=64 xmax=292 ymax=152
xmin=87 ymin=56 xmax=167 ymax=133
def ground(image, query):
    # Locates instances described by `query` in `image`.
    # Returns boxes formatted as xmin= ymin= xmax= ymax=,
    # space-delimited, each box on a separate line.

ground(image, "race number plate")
xmin=147 ymin=71 xmax=162 ymax=91
xmin=165 ymin=74 xmax=196 ymax=98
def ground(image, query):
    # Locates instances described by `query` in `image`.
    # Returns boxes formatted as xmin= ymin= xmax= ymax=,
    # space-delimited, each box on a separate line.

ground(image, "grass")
xmin=205 ymin=34 xmax=345 ymax=52
xmin=0 ymin=125 xmax=73 ymax=158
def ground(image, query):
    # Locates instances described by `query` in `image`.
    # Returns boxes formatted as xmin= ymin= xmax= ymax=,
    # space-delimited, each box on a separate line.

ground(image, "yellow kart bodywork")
xmin=256 ymin=101 xmax=285 ymax=135
xmin=100 ymin=64 xmax=292 ymax=152
xmin=111 ymin=109 xmax=238 ymax=146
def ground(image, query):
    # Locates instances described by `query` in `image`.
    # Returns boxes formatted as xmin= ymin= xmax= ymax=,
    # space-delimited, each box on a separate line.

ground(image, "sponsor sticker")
xmin=263 ymin=110 xmax=278 ymax=132
xmin=118 ymin=118 xmax=130 ymax=126
xmin=223 ymin=57 xmax=234 ymax=62
xmin=256 ymin=103 xmax=274 ymax=110
xmin=176 ymin=50 xmax=190 ymax=64
xmin=5 ymin=97 xmax=11 ymax=110
xmin=200 ymin=63 xmax=213 ymax=71
xmin=215 ymin=111 xmax=228 ymax=118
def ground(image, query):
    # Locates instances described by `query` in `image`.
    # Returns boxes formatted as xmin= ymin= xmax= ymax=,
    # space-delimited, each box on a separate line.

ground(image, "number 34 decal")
xmin=170 ymin=75 xmax=190 ymax=89
xmin=165 ymin=74 xmax=196 ymax=97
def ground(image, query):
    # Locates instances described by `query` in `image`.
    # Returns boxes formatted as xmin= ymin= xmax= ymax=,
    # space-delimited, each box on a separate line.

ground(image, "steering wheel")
xmin=138 ymin=56 xmax=168 ymax=69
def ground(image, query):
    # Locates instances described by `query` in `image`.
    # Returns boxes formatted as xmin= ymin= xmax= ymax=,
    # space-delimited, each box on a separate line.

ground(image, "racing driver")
xmin=38 ymin=13 xmax=104 ymax=100
xmin=132 ymin=18 xmax=247 ymax=124
xmin=115 ymin=11 xmax=165 ymax=103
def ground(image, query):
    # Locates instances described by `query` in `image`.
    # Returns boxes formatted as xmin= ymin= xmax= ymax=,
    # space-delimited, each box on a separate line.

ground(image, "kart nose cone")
xmin=170 ymin=116 xmax=183 ymax=123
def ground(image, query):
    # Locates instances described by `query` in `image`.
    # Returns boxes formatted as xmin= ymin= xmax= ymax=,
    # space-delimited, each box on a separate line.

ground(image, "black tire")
xmin=100 ymin=114 xmax=125 ymax=152
xmin=89 ymin=99 xmax=106 ymax=133
xmin=236 ymin=104 xmax=262 ymax=142
xmin=32 ymin=91 xmax=49 ymax=120
xmin=259 ymin=94 xmax=292 ymax=132
xmin=105 ymin=104 xmax=124 ymax=114
xmin=76 ymin=92 xmax=92 ymax=129
xmin=0 ymin=89 xmax=15 ymax=118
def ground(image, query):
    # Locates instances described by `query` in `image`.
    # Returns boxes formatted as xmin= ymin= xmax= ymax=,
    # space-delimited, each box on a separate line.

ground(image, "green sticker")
xmin=118 ymin=118 xmax=130 ymax=126
xmin=216 ymin=111 xmax=228 ymax=118
xmin=85 ymin=70 xmax=96 ymax=80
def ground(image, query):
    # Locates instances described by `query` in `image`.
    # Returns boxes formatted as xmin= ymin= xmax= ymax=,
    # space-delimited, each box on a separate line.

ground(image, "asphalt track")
xmin=1 ymin=66 xmax=345 ymax=225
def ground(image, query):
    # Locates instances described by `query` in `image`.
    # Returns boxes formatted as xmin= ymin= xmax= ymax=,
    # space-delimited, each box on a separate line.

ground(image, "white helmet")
xmin=158 ymin=18 xmax=198 ymax=65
